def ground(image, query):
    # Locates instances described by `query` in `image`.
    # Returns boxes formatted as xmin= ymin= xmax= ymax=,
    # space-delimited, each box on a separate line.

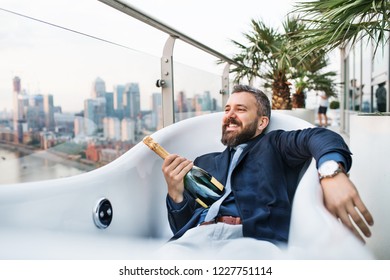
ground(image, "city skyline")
xmin=3 ymin=74 xmax=219 ymax=115
xmin=4 ymin=74 xmax=220 ymax=140
xmin=0 ymin=72 xmax=221 ymax=170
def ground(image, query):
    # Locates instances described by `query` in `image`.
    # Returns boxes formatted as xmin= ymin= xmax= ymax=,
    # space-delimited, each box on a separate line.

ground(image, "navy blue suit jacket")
xmin=166 ymin=127 xmax=352 ymax=245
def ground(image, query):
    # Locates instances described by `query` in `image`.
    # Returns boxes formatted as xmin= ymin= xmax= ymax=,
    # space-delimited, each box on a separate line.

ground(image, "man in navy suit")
xmin=161 ymin=85 xmax=373 ymax=253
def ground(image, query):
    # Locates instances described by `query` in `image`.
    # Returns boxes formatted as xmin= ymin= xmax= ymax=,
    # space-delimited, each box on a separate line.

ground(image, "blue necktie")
xmin=204 ymin=143 xmax=247 ymax=222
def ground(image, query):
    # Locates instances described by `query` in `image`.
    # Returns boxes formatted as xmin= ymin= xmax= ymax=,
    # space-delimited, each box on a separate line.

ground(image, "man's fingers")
xmin=163 ymin=155 xmax=193 ymax=203
xmin=173 ymin=159 xmax=193 ymax=178
xmin=337 ymin=210 xmax=366 ymax=243
xmin=347 ymin=205 xmax=372 ymax=238
xmin=162 ymin=154 xmax=179 ymax=169
xmin=354 ymin=198 xmax=374 ymax=226
xmin=349 ymin=196 xmax=374 ymax=238
xmin=163 ymin=155 xmax=193 ymax=180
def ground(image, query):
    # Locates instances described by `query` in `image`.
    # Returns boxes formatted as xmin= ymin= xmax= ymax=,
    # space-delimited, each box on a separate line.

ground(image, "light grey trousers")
xmin=153 ymin=223 xmax=284 ymax=259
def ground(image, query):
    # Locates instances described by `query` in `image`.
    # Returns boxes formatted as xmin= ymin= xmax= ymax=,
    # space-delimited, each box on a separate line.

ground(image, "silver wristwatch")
xmin=318 ymin=160 xmax=345 ymax=180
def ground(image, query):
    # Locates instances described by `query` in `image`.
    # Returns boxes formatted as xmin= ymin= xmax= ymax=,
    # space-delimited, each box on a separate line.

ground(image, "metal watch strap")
xmin=319 ymin=163 xmax=347 ymax=180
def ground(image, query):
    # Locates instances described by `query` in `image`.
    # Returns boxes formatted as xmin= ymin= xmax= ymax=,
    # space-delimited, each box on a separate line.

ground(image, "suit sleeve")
xmin=272 ymin=127 xmax=352 ymax=171
xmin=166 ymin=187 xmax=198 ymax=234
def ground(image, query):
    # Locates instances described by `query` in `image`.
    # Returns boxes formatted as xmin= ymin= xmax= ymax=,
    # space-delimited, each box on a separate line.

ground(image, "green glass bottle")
xmin=143 ymin=136 xmax=225 ymax=208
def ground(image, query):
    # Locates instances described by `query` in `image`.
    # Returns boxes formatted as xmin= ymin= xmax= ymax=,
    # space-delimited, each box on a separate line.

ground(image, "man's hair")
xmin=231 ymin=84 xmax=271 ymax=119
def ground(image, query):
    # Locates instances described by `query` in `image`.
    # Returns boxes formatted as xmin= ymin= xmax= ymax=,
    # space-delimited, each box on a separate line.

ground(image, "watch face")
xmin=318 ymin=160 xmax=339 ymax=176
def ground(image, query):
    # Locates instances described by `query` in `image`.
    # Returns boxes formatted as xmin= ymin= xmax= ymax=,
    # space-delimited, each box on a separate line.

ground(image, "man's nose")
xmin=225 ymin=109 xmax=236 ymax=119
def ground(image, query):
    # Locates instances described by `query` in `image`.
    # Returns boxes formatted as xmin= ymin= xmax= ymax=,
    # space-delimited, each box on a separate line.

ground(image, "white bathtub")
xmin=0 ymin=112 xmax=373 ymax=259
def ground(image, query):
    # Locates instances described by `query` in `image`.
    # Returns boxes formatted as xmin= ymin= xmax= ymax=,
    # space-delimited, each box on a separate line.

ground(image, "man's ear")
xmin=258 ymin=116 xmax=269 ymax=131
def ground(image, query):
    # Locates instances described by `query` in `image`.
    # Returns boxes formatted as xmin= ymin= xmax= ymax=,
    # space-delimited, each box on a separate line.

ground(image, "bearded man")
xmin=159 ymin=84 xmax=373 ymax=257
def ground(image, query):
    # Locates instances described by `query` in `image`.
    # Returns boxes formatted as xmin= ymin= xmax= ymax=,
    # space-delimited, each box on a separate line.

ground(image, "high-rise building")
xmin=202 ymin=91 xmax=213 ymax=111
xmin=84 ymin=98 xmax=105 ymax=135
xmin=103 ymin=117 xmax=120 ymax=140
xmin=176 ymin=91 xmax=188 ymax=113
xmin=12 ymin=76 xmax=28 ymax=143
xmin=151 ymin=92 xmax=162 ymax=130
xmin=113 ymin=85 xmax=125 ymax=119
xmin=84 ymin=78 xmax=108 ymax=133
xmin=91 ymin=77 xmax=106 ymax=98
xmin=26 ymin=94 xmax=44 ymax=131
xmin=44 ymin=94 xmax=55 ymax=131
xmin=175 ymin=90 xmax=190 ymax=121
xmin=105 ymin=92 xmax=115 ymax=117
xmin=12 ymin=76 xmax=21 ymax=131
xmin=193 ymin=94 xmax=203 ymax=113
xmin=121 ymin=118 xmax=135 ymax=143
xmin=123 ymin=83 xmax=140 ymax=119
xmin=74 ymin=116 xmax=86 ymax=138
xmin=13 ymin=76 xmax=21 ymax=93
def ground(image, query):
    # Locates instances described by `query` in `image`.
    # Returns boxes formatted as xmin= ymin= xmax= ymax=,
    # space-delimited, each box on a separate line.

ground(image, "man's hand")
xmin=162 ymin=154 xmax=193 ymax=204
xmin=320 ymin=173 xmax=374 ymax=243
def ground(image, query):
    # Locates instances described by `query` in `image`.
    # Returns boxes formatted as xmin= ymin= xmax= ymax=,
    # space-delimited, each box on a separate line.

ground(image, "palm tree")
xmin=229 ymin=16 xmax=336 ymax=109
xmin=292 ymin=0 xmax=390 ymax=56
xmin=230 ymin=18 xmax=296 ymax=110
xmin=289 ymin=48 xmax=338 ymax=108
xmin=283 ymin=18 xmax=337 ymax=108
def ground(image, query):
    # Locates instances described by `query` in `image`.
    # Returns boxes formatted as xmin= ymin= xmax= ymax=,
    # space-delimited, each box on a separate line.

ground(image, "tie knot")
xmin=235 ymin=143 xmax=247 ymax=151
xmin=229 ymin=143 xmax=247 ymax=169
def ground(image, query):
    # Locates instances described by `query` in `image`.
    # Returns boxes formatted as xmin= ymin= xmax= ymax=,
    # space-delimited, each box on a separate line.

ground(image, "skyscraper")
xmin=12 ymin=76 xmax=27 ymax=143
xmin=123 ymin=83 xmax=140 ymax=119
xmin=74 ymin=116 xmax=86 ymax=138
xmin=103 ymin=117 xmax=120 ymax=140
xmin=84 ymin=98 xmax=106 ymax=135
xmin=12 ymin=76 xmax=21 ymax=130
xmin=26 ymin=94 xmax=44 ymax=131
xmin=84 ymin=78 xmax=109 ymax=133
xmin=91 ymin=77 xmax=106 ymax=98
xmin=121 ymin=118 xmax=135 ymax=143
xmin=44 ymin=94 xmax=55 ymax=131
xmin=13 ymin=76 xmax=21 ymax=93
xmin=151 ymin=92 xmax=162 ymax=130
xmin=105 ymin=92 xmax=115 ymax=117
xmin=113 ymin=85 xmax=125 ymax=120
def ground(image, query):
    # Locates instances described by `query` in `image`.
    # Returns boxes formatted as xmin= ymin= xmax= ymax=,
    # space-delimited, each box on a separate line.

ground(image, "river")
xmin=0 ymin=146 xmax=94 ymax=185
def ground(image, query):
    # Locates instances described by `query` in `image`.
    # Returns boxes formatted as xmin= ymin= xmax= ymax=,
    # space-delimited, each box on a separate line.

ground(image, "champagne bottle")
xmin=143 ymin=136 xmax=225 ymax=208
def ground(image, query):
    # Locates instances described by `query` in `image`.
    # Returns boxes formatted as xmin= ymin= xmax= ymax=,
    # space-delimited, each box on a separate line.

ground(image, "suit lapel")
xmin=213 ymin=134 xmax=264 ymax=185
xmin=214 ymin=148 xmax=230 ymax=186
xmin=232 ymin=134 xmax=264 ymax=171
xmin=235 ymin=147 xmax=250 ymax=169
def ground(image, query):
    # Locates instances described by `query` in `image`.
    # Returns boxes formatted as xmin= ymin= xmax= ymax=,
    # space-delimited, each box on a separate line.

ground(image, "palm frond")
xmin=292 ymin=0 xmax=390 ymax=56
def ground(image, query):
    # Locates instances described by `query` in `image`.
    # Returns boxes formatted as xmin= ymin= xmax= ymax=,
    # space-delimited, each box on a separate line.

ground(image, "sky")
xmin=0 ymin=0 xmax=335 ymax=113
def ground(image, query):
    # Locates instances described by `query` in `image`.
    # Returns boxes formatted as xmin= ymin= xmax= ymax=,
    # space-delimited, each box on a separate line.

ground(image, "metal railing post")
xmin=158 ymin=36 xmax=176 ymax=127
xmin=221 ymin=63 xmax=231 ymax=106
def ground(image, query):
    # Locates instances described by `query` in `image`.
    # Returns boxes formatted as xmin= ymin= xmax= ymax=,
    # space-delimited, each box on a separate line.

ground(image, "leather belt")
xmin=200 ymin=216 xmax=242 ymax=226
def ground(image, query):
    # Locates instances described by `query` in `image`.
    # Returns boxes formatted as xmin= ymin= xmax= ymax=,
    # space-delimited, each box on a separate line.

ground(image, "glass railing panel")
xmin=0 ymin=2 xmax=231 ymax=184
xmin=171 ymin=41 xmax=225 ymax=123
xmin=172 ymin=61 xmax=223 ymax=123
xmin=0 ymin=4 xmax=166 ymax=184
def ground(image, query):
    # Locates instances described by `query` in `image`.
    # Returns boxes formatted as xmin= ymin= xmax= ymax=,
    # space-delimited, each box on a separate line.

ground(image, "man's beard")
xmin=221 ymin=118 xmax=258 ymax=147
